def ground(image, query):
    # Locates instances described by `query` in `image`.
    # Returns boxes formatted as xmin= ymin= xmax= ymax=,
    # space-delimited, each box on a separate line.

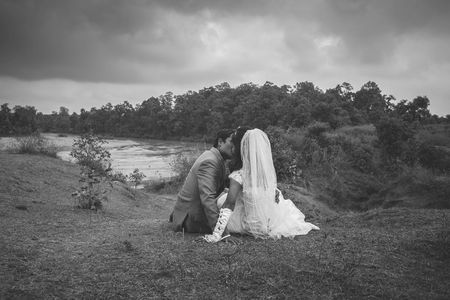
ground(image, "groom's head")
xmin=214 ymin=129 xmax=235 ymax=159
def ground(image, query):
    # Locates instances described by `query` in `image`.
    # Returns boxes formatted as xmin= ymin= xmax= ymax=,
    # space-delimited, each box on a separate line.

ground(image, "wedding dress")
xmin=217 ymin=170 xmax=319 ymax=238
xmin=215 ymin=129 xmax=319 ymax=239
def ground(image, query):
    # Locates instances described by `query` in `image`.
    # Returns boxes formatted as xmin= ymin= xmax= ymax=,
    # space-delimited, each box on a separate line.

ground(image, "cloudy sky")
xmin=1 ymin=0 xmax=449 ymax=115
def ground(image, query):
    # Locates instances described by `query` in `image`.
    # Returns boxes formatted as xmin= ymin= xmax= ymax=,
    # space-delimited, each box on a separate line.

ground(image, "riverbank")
xmin=0 ymin=133 xmax=204 ymax=181
xmin=1 ymin=152 xmax=449 ymax=299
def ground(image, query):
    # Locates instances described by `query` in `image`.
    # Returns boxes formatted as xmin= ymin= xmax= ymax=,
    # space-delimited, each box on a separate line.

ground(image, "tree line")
xmin=1 ymin=81 xmax=448 ymax=139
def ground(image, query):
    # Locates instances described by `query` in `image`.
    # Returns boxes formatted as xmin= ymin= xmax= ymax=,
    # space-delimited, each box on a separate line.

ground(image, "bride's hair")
xmin=229 ymin=126 xmax=252 ymax=172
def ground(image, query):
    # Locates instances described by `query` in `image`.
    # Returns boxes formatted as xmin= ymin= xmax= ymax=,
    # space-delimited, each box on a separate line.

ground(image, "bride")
xmin=203 ymin=127 xmax=319 ymax=242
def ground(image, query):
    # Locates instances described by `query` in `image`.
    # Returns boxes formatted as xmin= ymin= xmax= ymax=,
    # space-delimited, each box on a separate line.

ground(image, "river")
xmin=0 ymin=133 xmax=205 ymax=181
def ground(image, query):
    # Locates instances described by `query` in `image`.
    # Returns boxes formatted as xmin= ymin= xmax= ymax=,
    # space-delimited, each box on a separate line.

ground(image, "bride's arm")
xmin=202 ymin=178 xmax=242 ymax=243
xmin=221 ymin=178 xmax=242 ymax=211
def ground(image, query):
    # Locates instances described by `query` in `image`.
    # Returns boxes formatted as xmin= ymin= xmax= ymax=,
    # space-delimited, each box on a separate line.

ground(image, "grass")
xmin=0 ymin=152 xmax=449 ymax=299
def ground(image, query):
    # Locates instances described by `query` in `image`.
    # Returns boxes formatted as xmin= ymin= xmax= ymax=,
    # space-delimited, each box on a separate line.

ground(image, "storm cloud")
xmin=0 ymin=0 xmax=449 ymax=114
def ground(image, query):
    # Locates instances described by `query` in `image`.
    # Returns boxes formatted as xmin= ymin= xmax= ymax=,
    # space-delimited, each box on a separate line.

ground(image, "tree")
xmin=0 ymin=103 xmax=13 ymax=135
xmin=11 ymin=105 xmax=37 ymax=134
xmin=113 ymin=101 xmax=135 ymax=136
xmin=156 ymin=92 xmax=175 ymax=138
xmin=375 ymin=117 xmax=415 ymax=165
xmin=409 ymin=96 xmax=431 ymax=122
xmin=393 ymin=96 xmax=431 ymax=124
xmin=55 ymin=106 xmax=71 ymax=132
xmin=354 ymin=81 xmax=386 ymax=124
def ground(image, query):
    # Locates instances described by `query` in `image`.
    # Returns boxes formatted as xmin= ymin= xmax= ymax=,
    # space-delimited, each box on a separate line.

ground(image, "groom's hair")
xmin=213 ymin=129 xmax=235 ymax=148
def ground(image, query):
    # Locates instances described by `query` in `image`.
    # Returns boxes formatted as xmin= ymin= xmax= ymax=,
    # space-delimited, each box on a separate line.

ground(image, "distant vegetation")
xmin=1 ymin=81 xmax=448 ymax=139
xmin=6 ymin=132 xmax=59 ymax=157
xmin=1 ymin=80 xmax=449 ymax=209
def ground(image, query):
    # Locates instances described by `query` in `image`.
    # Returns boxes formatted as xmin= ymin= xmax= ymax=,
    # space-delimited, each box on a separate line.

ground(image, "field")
xmin=1 ymin=152 xmax=449 ymax=299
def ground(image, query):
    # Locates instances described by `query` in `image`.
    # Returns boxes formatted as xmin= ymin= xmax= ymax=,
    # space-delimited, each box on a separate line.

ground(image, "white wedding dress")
xmin=217 ymin=169 xmax=319 ymax=238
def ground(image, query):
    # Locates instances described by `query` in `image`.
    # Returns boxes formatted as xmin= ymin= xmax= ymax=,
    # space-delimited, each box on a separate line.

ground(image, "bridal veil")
xmin=241 ymin=129 xmax=284 ymax=237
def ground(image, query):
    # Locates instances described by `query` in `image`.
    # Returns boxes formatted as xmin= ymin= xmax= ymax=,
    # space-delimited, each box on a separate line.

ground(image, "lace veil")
xmin=241 ymin=129 xmax=282 ymax=237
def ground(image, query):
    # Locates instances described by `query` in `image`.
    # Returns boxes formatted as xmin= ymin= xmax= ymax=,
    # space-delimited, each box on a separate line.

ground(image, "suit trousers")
xmin=182 ymin=214 xmax=212 ymax=234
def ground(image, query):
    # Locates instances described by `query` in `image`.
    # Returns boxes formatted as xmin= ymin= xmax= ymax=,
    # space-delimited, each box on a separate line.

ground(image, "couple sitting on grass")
xmin=170 ymin=127 xmax=319 ymax=243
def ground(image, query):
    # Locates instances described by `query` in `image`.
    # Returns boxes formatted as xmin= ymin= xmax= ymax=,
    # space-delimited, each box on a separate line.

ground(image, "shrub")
xmin=169 ymin=150 xmax=201 ymax=184
xmin=335 ymin=124 xmax=376 ymax=144
xmin=371 ymin=166 xmax=450 ymax=209
xmin=375 ymin=117 xmax=416 ymax=166
xmin=415 ymin=129 xmax=450 ymax=148
xmin=305 ymin=122 xmax=331 ymax=147
xmin=70 ymin=132 xmax=112 ymax=210
xmin=316 ymin=172 xmax=381 ymax=210
xmin=8 ymin=132 xmax=59 ymax=157
xmin=70 ymin=132 xmax=111 ymax=176
xmin=330 ymin=133 xmax=376 ymax=173
xmin=129 ymin=168 xmax=146 ymax=189
xmin=284 ymin=123 xmax=386 ymax=208
xmin=265 ymin=126 xmax=300 ymax=183
xmin=297 ymin=127 xmax=344 ymax=175
xmin=109 ymin=171 xmax=128 ymax=183
xmin=417 ymin=144 xmax=450 ymax=173
xmin=143 ymin=178 xmax=179 ymax=194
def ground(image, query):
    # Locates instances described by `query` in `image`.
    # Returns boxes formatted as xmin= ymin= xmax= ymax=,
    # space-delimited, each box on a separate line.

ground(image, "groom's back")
xmin=171 ymin=148 xmax=225 ymax=233
xmin=178 ymin=150 xmax=214 ymax=202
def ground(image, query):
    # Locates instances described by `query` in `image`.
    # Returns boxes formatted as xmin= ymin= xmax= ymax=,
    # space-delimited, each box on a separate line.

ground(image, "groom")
xmin=170 ymin=129 xmax=235 ymax=233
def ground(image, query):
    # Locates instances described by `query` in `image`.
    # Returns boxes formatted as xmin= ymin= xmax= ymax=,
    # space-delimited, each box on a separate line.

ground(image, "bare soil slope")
xmin=1 ymin=153 xmax=449 ymax=299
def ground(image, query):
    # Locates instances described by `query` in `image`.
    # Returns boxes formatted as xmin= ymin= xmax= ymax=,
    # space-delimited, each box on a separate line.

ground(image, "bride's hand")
xmin=194 ymin=234 xmax=221 ymax=243
xmin=202 ymin=234 xmax=229 ymax=243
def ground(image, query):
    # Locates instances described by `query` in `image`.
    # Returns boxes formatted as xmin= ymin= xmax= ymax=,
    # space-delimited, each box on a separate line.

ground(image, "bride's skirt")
xmin=217 ymin=189 xmax=319 ymax=238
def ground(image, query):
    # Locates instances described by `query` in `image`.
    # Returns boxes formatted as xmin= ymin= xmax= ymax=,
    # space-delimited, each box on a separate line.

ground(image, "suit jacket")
xmin=171 ymin=147 xmax=226 ymax=232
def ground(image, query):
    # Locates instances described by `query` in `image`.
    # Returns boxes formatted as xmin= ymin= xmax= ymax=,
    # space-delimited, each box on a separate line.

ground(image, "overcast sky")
xmin=1 ymin=0 xmax=449 ymax=115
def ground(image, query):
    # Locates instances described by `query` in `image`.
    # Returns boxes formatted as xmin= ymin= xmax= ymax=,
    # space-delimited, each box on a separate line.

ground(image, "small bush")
xmin=335 ymin=124 xmax=377 ymax=144
xmin=416 ymin=130 xmax=450 ymax=147
xmin=305 ymin=122 xmax=331 ymax=147
xmin=266 ymin=126 xmax=301 ymax=183
xmin=376 ymin=117 xmax=416 ymax=166
xmin=109 ymin=171 xmax=128 ymax=183
xmin=70 ymin=132 xmax=112 ymax=210
xmin=169 ymin=150 xmax=201 ymax=184
xmin=8 ymin=132 xmax=59 ymax=157
xmin=70 ymin=132 xmax=112 ymax=176
xmin=372 ymin=166 xmax=450 ymax=209
xmin=129 ymin=168 xmax=146 ymax=189
xmin=143 ymin=178 xmax=179 ymax=194
xmin=330 ymin=133 xmax=376 ymax=173
xmin=417 ymin=144 xmax=450 ymax=173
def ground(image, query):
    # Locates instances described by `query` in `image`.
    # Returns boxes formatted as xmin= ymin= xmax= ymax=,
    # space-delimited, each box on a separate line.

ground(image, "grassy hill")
xmin=1 ymin=152 xmax=449 ymax=299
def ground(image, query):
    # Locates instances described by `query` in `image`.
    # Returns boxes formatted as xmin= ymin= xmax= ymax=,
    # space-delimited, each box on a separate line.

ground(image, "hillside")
xmin=0 ymin=153 xmax=449 ymax=299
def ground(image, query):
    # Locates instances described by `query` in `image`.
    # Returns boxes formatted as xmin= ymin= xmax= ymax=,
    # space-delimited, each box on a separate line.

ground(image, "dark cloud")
xmin=1 ymin=0 xmax=449 ymax=82
xmin=0 ymin=0 xmax=204 ymax=82
xmin=0 ymin=0 xmax=449 ymax=115
xmin=316 ymin=0 xmax=450 ymax=64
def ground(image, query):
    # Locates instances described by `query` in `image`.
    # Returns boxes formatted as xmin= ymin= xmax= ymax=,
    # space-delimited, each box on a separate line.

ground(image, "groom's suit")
xmin=171 ymin=147 xmax=226 ymax=233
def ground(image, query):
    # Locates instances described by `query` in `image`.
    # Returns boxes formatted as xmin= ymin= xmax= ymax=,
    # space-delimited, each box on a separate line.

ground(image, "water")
xmin=0 ymin=133 xmax=204 ymax=181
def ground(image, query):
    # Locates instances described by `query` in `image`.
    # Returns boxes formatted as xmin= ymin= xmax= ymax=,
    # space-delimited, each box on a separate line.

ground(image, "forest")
xmin=1 ymin=80 xmax=448 ymax=139
xmin=1 ymin=80 xmax=450 ymax=210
